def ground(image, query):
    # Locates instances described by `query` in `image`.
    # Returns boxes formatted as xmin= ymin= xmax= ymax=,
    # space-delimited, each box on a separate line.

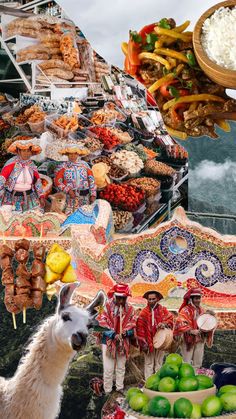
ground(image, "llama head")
xmin=55 ymin=282 xmax=105 ymax=352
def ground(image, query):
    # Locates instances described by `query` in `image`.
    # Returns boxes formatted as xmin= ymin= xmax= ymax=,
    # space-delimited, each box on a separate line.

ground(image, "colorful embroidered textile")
xmin=136 ymin=304 xmax=173 ymax=353
xmin=54 ymin=160 xmax=96 ymax=195
xmin=97 ymin=299 xmax=136 ymax=359
xmin=0 ymin=157 xmax=44 ymax=211
xmin=54 ymin=160 xmax=96 ymax=215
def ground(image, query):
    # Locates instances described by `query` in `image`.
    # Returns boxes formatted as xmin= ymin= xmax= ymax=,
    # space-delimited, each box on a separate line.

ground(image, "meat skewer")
xmin=0 ymin=237 xmax=17 ymax=329
xmin=14 ymin=238 xmax=31 ymax=324
xmin=31 ymin=229 xmax=46 ymax=311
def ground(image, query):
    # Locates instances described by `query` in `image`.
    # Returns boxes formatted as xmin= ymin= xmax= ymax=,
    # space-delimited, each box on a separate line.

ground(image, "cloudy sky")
xmin=58 ymin=0 xmax=217 ymax=67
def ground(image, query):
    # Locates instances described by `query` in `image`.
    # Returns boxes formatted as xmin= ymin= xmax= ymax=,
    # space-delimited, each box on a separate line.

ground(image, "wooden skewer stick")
xmin=22 ymin=228 xmax=27 ymax=325
xmin=12 ymin=313 xmax=17 ymax=330
xmin=23 ymin=307 xmax=26 ymax=324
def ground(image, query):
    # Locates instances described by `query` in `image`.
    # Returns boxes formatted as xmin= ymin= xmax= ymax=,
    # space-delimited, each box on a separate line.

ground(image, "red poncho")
xmin=174 ymin=304 xmax=214 ymax=350
xmin=97 ymin=299 xmax=136 ymax=358
xmin=136 ymin=304 xmax=173 ymax=353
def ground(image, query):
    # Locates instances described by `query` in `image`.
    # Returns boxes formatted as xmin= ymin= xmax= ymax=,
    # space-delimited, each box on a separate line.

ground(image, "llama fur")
xmin=0 ymin=284 xmax=104 ymax=419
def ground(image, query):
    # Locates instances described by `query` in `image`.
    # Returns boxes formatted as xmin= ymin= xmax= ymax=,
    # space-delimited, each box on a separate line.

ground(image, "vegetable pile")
xmin=122 ymin=18 xmax=236 ymax=139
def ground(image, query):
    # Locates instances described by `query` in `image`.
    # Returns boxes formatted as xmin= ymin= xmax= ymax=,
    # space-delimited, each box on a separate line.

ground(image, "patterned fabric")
xmin=89 ymin=377 xmax=105 ymax=397
xmin=54 ymin=160 xmax=96 ymax=195
xmin=54 ymin=160 xmax=96 ymax=215
xmin=96 ymin=299 xmax=136 ymax=359
xmin=136 ymin=304 xmax=173 ymax=353
xmin=0 ymin=157 xmax=44 ymax=212
xmin=174 ymin=304 xmax=213 ymax=350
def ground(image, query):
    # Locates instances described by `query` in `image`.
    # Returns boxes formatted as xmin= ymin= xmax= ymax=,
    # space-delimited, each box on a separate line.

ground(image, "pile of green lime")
xmin=125 ymin=353 xmax=236 ymax=417
xmin=145 ymin=353 xmax=214 ymax=394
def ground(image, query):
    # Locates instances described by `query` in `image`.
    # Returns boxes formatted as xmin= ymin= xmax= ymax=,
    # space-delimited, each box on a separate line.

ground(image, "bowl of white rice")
xmin=193 ymin=0 xmax=236 ymax=88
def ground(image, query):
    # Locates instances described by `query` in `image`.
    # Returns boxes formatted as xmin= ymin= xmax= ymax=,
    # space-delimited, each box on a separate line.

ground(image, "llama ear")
xmin=58 ymin=282 xmax=80 ymax=312
xmin=86 ymin=290 xmax=106 ymax=316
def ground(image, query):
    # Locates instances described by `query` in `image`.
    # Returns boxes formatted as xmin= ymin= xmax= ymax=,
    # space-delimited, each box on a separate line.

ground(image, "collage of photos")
xmin=0 ymin=1 xmax=235 ymax=419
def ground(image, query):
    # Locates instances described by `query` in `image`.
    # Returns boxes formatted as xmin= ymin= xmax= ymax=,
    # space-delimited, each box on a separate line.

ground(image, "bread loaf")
xmin=17 ymin=52 xmax=49 ymax=62
xmin=39 ymin=59 xmax=71 ymax=71
xmin=38 ymin=33 xmax=61 ymax=42
xmin=44 ymin=68 xmax=74 ymax=80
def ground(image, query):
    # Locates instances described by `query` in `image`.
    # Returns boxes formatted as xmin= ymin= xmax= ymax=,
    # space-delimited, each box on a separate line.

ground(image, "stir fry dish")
xmin=122 ymin=18 xmax=236 ymax=139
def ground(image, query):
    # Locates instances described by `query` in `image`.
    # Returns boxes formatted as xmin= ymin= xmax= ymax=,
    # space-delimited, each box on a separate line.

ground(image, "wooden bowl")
xmin=143 ymin=384 xmax=217 ymax=405
xmin=193 ymin=0 xmax=236 ymax=88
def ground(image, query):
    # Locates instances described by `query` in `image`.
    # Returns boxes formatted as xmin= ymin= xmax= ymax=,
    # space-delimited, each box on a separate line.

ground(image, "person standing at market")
xmin=136 ymin=290 xmax=174 ymax=380
xmin=174 ymin=288 xmax=215 ymax=368
xmin=0 ymin=140 xmax=45 ymax=212
xmin=54 ymin=144 xmax=96 ymax=215
xmin=96 ymin=283 xmax=136 ymax=395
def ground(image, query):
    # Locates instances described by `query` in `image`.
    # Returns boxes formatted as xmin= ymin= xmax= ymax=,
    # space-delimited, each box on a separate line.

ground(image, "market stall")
xmin=0 ymin=8 xmax=188 ymax=235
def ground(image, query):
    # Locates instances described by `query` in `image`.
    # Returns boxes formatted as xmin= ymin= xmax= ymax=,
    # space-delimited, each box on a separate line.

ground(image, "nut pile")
xmin=144 ymin=160 xmax=176 ymax=177
xmin=80 ymin=136 xmax=103 ymax=152
xmin=111 ymin=150 xmax=144 ymax=175
xmin=109 ymin=128 xmax=132 ymax=144
xmin=126 ymin=177 xmax=160 ymax=197
xmin=113 ymin=210 xmax=133 ymax=231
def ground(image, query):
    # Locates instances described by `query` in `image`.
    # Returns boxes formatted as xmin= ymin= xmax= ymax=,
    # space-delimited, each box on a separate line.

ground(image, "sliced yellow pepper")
xmin=165 ymin=125 xmax=188 ymax=140
xmin=154 ymin=27 xmax=192 ymax=42
xmin=138 ymin=52 xmax=171 ymax=69
xmin=154 ymin=47 xmax=189 ymax=63
xmin=121 ymin=42 xmax=128 ymax=56
xmin=175 ymin=20 xmax=191 ymax=33
xmin=167 ymin=57 xmax=177 ymax=69
xmin=215 ymin=119 xmax=231 ymax=132
xmin=163 ymin=94 xmax=225 ymax=111
xmin=148 ymin=64 xmax=184 ymax=94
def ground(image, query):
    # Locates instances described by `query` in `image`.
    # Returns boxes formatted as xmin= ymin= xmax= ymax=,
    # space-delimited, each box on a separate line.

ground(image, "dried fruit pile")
xmin=100 ymin=184 xmax=145 ymax=212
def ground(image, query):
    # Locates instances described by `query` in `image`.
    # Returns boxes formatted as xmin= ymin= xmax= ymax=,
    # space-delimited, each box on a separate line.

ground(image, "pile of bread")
xmin=93 ymin=52 xmax=110 ymax=82
xmin=6 ymin=17 xmax=90 ymax=87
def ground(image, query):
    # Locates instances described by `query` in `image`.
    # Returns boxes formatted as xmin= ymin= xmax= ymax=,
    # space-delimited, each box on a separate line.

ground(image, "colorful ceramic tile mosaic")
xmin=72 ymin=207 xmax=236 ymax=313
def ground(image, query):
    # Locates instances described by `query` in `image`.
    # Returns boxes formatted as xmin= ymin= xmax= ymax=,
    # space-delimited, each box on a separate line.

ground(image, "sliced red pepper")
xmin=127 ymin=39 xmax=141 ymax=66
xmin=160 ymin=80 xmax=179 ymax=99
xmin=139 ymin=23 xmax=157 ymax=42
xmin=179 ymin=89 xmax=190 ymax=97
xmin=171 ymin=103 xmax=188 ymax=123
xmin=124 ymin=55 xmax=138 ymax=76
xmin=146 ymin=91 xmax=157 ymax=106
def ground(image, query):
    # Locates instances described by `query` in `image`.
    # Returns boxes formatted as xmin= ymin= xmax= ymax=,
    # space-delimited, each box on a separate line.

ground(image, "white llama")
xmin=0 ymin=282 xmax=105 ymax=419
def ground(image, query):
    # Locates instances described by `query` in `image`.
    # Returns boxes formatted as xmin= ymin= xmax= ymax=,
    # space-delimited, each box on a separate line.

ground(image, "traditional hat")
xmin=183 ymin=288 xmax=202 ymax=300
xmin=7 ymin=139 xmax=42 ymax=155
xmin=59 ymin=143 xmax=90 ymax=156
xmin=107 ymin=283 xmax=131 ymax=299
xmin=142 ymin=289 xmax=163 ymax=300
xmin=179 ymin=287 xmax=202 ymax=312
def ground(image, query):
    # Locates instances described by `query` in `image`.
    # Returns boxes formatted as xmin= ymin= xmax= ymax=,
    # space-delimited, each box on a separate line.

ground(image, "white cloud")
xmin=58 ymin=0 xmax=218 ymax=67
xmin=191 ymin=160 xmax=236 ymax=182
xmin=189 ymin=160 xmax=236 ymax=212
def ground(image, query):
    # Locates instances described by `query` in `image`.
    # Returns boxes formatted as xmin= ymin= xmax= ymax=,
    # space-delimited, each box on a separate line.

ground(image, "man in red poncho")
xmin=136 ymin=290 xmax=173 ymax=379
xmin=174 ymin=288 xmax=215 ymax=368
xmin=96 ymin=283 xmax=136 ymax=394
